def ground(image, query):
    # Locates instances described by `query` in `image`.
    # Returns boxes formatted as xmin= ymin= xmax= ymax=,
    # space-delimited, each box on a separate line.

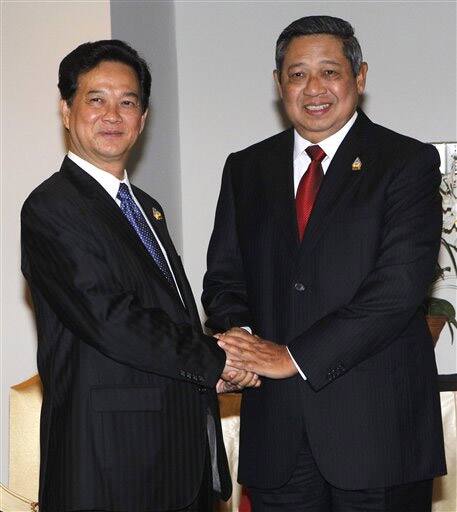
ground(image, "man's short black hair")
xmin=276 ymin=16 xmax=363 ymax=77
xmin=58 ymin=40 xmax=151 ymax=113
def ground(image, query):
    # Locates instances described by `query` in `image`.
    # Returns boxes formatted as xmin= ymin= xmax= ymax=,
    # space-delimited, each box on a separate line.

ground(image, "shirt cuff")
xmin=287 ymin=347 xmax=307 ymax=380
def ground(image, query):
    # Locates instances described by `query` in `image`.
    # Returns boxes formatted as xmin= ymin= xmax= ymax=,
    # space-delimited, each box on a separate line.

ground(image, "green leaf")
xmin=427 ymin=298 xmax=456 ymax=320
xmin=441 ymin=237 xmax=457 ymax=275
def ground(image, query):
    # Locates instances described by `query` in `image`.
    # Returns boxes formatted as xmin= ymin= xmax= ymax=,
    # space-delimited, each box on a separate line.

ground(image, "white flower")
xmin=441 ymin=169 xmax=457 ymax=234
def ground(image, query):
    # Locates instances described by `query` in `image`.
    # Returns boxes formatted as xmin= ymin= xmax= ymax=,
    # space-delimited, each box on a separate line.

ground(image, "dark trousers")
xmin=248 ymin=441 xmax=433 ymax=512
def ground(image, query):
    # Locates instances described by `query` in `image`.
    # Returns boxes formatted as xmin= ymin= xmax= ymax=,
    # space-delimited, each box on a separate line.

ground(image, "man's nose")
xmin=102 ymin=103 xmax=122 ymax=122
xmin=303 ymin=75 xmax=327 ymax=96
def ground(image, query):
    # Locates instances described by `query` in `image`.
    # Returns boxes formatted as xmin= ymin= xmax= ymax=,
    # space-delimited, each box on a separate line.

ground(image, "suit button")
xmin=294 ymin=282 xmax=306 ymax=292
xmin=198 ymin=387 xmax=207 ymax=393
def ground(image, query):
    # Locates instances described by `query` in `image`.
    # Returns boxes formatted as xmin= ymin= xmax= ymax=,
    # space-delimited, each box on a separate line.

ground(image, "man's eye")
xmin=290 ymin=72 xmax=305 ymax=81
xmin=89 ymin=97 xmax=103 ymax=104
xmin=324 ymin=70 xmax=338 ymax=77
xmin=121 ymin=100 xmax=136 ymax=107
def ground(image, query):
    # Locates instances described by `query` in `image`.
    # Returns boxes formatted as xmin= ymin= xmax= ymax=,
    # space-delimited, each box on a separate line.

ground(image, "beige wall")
xmin=1 ymin=0 xmax=111 ymax=484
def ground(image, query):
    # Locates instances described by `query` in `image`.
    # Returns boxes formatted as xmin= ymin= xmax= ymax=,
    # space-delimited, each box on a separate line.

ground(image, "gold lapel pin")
xmin=352 ymin=157 xmax=362 ymax=171
xmin=152 ymin=207 xmax=163 ymax=221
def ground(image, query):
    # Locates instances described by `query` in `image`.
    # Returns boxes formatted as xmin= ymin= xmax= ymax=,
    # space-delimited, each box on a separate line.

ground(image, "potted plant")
xmin=425 ymin=167 xmax=457 ymax=346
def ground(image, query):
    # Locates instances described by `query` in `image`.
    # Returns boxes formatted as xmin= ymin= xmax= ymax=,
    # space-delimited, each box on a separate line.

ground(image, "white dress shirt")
xmin=293 ymin=111 xmax=358 ymax=193
xmin=67 ymin=152 xmax=183 ymax=303
xmin=287 ymin=111 xmax=358 ymax=380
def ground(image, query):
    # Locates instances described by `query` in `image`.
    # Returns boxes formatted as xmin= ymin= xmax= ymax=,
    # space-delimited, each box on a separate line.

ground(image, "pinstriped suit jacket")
xmin=21 ymin=157 xmax=231 ymax=511
xmin=203 ymin=110 xmax=446 ymax=490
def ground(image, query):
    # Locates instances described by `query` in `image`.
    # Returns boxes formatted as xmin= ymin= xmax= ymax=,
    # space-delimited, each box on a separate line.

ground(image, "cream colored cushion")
xmin=0 ymin=483 xmax=38 ymax=511
xmin=432 ymin=390 xmax=457 ymax=511
xmin=9 ymin=375 xmax=42 ymax=502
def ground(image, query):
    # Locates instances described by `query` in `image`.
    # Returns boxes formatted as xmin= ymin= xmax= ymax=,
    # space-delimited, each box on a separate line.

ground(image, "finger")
xmin=218 ymin=334 xmax=246 ymax=346
xmin=221 ymin=343 xmax=256 ymax=361
xmin=225 ymin=327 xmax=246 ymax=334
xmin=243 ymin=374 xmax=260 ymax=388
xmin=226 ymin=358 xmax=258 ymax=373
xmin=225 ymin=329 xmax=256 ymax=343
xmin=218 ymin=336 xmax=256 ymax=354
xmin=215 ymin=379 xmax=226 ymax=394
xmin=235 ymin=371 xmax=256 ymax=387
xmin=221 ymin=364 xmax=239 ymax=381
xmin=225 ymin=327 xmax=254 ymax=340
xmin=228 ymin=371 xmax=248 ymax=385
xmin=241 ymin=372 xmax=259 ymax=388
xmin=221 ymin=370 xmax=238 ymax=382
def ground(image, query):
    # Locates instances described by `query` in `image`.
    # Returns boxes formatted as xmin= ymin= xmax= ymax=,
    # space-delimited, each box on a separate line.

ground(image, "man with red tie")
xmin=203 ymin=15 xmax=446 ymax=512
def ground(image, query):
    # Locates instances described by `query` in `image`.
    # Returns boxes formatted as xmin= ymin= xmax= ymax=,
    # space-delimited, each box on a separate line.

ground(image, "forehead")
xmin=283 ymin=34 xmax=347 ymax=64
xmin=77 ymin=61 xmax=140 ymax=91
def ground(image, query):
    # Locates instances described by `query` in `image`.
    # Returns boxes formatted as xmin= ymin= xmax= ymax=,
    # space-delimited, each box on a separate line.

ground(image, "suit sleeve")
xmin=202 ymin=153 xmax=253 ymax=331
xmin=288 ymin=143 xmax=442 ymax=390
xmin=21 ymin=193 xmax=225 ymax=387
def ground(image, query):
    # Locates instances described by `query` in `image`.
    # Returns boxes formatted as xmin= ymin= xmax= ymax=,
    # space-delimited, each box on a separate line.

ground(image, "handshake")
xmin=214 ymin=327 xmax=298 ymax=394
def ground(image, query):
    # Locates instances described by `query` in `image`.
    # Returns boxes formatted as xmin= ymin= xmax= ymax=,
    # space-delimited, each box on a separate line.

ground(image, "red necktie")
xmin=296 ymin=145 xmax=326 ymax=241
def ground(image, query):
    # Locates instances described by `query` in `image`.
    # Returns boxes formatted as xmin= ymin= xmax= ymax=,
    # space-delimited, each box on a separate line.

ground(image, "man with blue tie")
xmin=203 ymin=15 xmax=446 ymax=512
xmin=21 ymin=39 xmax=257 ymax=512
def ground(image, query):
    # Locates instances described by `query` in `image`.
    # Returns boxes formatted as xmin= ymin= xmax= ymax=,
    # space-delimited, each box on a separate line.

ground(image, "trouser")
xmin=248 ymin=440 xmax=433 ymax=512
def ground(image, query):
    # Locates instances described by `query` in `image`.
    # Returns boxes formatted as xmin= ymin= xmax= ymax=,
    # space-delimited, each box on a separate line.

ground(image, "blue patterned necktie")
xmin=117 ymin=183 xmax=175 ymax=287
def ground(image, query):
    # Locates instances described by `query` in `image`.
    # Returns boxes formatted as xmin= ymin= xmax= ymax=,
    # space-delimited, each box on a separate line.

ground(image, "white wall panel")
xmin=1 ymin=0 xmax=111 ymax=484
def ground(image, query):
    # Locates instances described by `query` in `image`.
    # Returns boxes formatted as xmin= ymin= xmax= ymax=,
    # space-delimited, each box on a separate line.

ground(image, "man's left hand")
xmin=216 ymin=328 xmax=297 ymax=379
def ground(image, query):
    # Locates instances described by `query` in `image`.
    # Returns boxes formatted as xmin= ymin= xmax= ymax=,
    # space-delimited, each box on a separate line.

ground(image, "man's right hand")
xmin=216 ymin=364 xmax=261 ymax=393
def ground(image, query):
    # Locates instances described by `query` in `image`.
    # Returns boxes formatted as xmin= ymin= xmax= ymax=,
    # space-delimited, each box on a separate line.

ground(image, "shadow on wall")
xmin=22 ymin=281 xmax=37 ymax=349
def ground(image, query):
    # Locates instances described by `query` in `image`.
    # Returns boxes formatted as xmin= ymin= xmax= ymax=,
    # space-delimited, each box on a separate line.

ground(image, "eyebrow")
xmin=287 ymin=59 xmax=343 ymax=69
xmin=320 ymin=60 xmax=342 ymax=66
xmin=123 ymin=92 xmax=139 ymax=99
xmin=86 ymin=89 xmax=139 ymax=99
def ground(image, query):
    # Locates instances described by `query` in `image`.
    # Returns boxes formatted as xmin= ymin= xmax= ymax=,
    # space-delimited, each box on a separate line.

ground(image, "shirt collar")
xmin=67 ymin=151 xmax=131 ymax=200
xmin=293 ymin=111 xmax=358 ymax=162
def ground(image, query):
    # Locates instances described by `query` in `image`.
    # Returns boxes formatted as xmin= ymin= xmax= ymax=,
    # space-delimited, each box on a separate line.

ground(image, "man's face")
xmin=274 ymin=34 xmax=367 ymax=143
xmin=61 ymin=60 xmax=147 ymax=176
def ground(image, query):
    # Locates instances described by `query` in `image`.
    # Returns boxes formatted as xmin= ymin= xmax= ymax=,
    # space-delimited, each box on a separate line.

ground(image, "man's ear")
xmin=273 ymin=69 xmax=284 ymax=100
xmin=139 ymin=108 xmax=148 ymax=134
xmin=356 ymin=62 xmax=368 ymax=95
xmin=60 ymin=100 xmax=71 ymax=130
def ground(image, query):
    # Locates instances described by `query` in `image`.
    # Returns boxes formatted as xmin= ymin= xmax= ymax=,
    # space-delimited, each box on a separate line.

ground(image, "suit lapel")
xmin=298 ymin=111 xmax=371 ymax=259
xmin=132 ymin=187 xmax=197 ymax=314
xmin=264 ymin=129 xmax=299 ymax=259
xmin=60 ymin=157 xmax=184 ymax=307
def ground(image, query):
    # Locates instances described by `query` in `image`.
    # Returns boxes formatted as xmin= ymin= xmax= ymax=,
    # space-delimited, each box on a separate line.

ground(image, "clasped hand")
xmin=215 ymin=327 xmax=262 ymax=393
xmin=216 ymin=327 xmax=297 ymax=381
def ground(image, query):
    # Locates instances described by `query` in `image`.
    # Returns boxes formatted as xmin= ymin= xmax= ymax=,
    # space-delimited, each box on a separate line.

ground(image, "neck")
xmin=69 ymin=150 xmax=126 ymax=179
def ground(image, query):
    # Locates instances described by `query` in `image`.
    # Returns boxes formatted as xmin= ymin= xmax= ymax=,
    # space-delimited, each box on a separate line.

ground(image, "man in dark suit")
xmin=21 ymin=40 xmax=258 ymax=512
xmin=203 ymin=16 xmax=446 ymax=511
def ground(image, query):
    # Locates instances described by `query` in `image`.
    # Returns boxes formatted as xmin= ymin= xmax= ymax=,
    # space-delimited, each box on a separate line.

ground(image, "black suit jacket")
xmin=202 ymin=111 xmax=446 ymax=490
xmin=21 ymin=157 xmax=231 ymax=512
